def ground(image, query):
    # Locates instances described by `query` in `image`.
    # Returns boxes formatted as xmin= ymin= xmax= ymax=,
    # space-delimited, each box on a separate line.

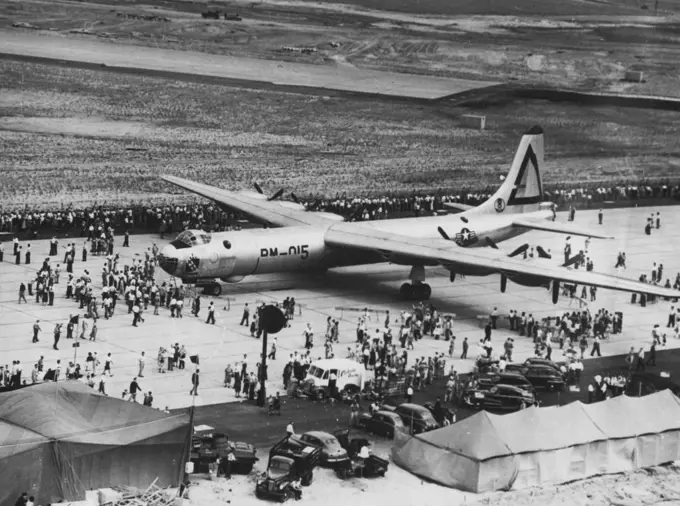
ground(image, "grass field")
xmin=1 ymin=59 xmax=679 ymax=208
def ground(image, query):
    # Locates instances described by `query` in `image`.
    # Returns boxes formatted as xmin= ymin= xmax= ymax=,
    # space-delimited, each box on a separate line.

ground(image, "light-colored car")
xmin=294 ymin=431 xmax=350 ymax=467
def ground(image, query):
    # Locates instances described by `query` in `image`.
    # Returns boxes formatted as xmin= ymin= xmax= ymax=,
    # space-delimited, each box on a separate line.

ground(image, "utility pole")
xmin=73 ymin=340 xmax=80 ymax=366
xmin=257 ymin=305 xmax=287 ymax=407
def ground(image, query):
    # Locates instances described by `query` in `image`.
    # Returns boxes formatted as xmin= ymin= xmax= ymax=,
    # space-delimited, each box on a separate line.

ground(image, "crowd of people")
xmin=2 ymin=190 xmax=680 ymax=427
xmin=1 ymin=179 xmax=678 ymax=239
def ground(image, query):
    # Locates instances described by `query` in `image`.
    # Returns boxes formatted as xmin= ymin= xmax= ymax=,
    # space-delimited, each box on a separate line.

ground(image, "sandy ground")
xmin=180 ymin=460 xmax=680 ymax=506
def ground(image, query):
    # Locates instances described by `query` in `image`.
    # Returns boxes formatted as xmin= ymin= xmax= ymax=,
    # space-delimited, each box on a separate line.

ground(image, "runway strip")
xmin=0 ymin=29 xmax=499 ymax=100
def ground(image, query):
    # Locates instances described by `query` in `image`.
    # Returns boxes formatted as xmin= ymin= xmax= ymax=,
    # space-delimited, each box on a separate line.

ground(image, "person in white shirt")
xmin=138 ymin=352 xmax=146 ymax=377
xmin=286 ymin=422 xmax=295 ymax=437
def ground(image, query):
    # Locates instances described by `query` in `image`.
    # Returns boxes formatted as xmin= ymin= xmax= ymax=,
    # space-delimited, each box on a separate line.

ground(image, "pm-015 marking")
xmin=260 ymin=245 xmax=309 ymax=260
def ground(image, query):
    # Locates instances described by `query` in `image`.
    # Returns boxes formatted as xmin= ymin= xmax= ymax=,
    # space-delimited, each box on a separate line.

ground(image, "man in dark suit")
xmin=190 ymin=369 xmax=200 ymax=396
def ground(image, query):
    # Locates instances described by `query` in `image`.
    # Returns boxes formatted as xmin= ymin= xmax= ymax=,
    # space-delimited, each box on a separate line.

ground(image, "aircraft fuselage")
xmin=158 ymin=209 xmax=555 ymax=283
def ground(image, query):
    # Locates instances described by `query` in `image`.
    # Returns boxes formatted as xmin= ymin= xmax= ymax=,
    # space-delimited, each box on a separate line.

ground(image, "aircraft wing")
xmin=511 ymin=218 xmax=614 ymax=239
xmin=162 ymin=175 xmax=334 ymax=228
xmin=325 ymin=222 xmax=678 ymax=298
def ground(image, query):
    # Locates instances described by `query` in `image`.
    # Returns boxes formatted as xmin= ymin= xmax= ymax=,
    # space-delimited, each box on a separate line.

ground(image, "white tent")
xmin=391 ymin=391 xmax=680 ymax=492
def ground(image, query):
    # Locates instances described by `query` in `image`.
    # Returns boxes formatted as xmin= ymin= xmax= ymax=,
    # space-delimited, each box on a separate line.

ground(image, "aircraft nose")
xmin=158 ymin=245 xmax=180 ymax=276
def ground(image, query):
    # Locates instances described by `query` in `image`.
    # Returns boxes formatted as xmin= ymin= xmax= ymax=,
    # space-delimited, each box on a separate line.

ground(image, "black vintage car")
xmin=385 ymin=403 xmax=440 ymax=435
xmin=356 ymin=410 xmax=405 ymax=439
xmin=523 ymin=357 xmax=568 ymax=374
xmin=625 ymin=372 xmax=680 ymax=397
xmin=505 ymin=363 xmax=566 ymax=391
xmin=462 ymin=383 xmax=537 ymax=412
xmin=476 ymin=372 xmax=536 ymax=394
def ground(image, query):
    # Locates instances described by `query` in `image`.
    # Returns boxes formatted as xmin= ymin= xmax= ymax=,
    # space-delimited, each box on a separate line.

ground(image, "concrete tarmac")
xmin=0 ymin=205 xmax=678 ymax=411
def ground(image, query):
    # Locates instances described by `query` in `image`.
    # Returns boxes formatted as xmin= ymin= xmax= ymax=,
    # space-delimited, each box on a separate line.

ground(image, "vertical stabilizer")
xmin=472 ymin=126 xmax=545 ymax=215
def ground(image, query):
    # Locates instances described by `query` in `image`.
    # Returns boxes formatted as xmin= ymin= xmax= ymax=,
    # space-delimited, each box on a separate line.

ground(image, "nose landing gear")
xmin=400 ymin=282 xmax=432 ymax=301
xmin=400 ymin=265 xmax=431 ymax=300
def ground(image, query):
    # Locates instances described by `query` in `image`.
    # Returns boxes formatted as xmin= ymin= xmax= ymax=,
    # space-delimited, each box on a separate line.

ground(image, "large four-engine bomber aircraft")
xmin=158 ymin=126 xmax=678 ymax=303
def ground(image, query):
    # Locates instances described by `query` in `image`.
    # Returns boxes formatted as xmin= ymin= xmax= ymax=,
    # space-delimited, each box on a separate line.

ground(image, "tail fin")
xmin=473 ymin=125 xmax=544 ymax=215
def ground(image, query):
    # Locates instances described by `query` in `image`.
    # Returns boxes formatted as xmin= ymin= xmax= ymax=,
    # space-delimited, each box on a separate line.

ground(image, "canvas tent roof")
xmin=393 ymin=390 xmax=680 ymax=493
xmin=416 ymin=400 xmax=610 ymax=461
xmin=0 ymin=381 xmax=187 ymax=443
xmin=489 ymin=401 xmax=608 ymax=455
xmin=583 ymin=389 xmax=680 ymax=438
xmin=416 ymin=410 xmax=513 ymax=461
xmin=0 ymin=381 xmax=191 ymax=505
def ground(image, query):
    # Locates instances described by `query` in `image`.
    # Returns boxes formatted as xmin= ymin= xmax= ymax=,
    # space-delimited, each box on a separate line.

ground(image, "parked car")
xmin=625 ymin=372 xmax=680 ymax=397
xmin=523 ymin=357 xmax=568 ymax=374
xmin=423 ymin=401 xmax=457 ymax=426
xmin=505 ymin=363 xmax=565 ymax=391
xmin=462 ymin=383 xmax=537 ymax=412
xmin=356 ymin=410 xmax=405 ymax=439
xmin=295 ymin=431 xmax=350 ymax=467
xmin=476 ymin=371 xmax=536 ymax=394
xmin=385 ymin=403 xmax=440 ymax=435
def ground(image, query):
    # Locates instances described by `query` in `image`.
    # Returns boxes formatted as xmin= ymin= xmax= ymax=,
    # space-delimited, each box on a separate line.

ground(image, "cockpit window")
xmin=170 ymin=239 xmax=191 ymax=250
xmin=173 ymin=230 xmax=212 ymax=249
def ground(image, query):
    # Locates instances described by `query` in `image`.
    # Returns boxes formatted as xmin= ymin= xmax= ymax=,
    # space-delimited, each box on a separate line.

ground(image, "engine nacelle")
xmin=507 ymin=273 xmax=551 ymax=288
xmin=221 ymin=275 xmax=246 ymax=283
xmin=446 ymin=263 xmax=496 ymax=277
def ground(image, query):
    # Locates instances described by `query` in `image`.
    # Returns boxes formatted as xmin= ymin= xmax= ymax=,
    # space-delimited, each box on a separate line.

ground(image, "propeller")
xmin=253 ymin=182 xmax=284 ymax=201
xmin=267 ymin=188 xmax=284 ymax=201
xmin=508 ymin=243 xmax=530 ymax=258
xmin=437 ymin=227 xmax=451 ymax=241
xmin=291 ymin=193 xmax=300 ymax=204
xmin=346 ymin=206 xmax=364 ymax=222
xmin=485 ymin=237 xmax=499 ymax=250
xmin=563 ymin=253 xmax=583 ymax=268
xmin=536 ymin=246 xmax=552 ymax=259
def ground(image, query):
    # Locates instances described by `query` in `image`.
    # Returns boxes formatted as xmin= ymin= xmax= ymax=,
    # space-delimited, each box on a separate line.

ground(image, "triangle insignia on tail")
xmin=507 ymin=144 xmax=543 ymax=206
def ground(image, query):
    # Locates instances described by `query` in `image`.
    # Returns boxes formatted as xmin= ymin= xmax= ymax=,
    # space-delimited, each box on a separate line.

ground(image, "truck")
xmin=190 ymin=431 xmax=258 ymax=474
xmin=333 ymin=429 xmax=389 ymax=479
xmin=255 ymin=436 xmax=322 ymax=502
xmin=299 ymin=358 xmax=366 ymax=401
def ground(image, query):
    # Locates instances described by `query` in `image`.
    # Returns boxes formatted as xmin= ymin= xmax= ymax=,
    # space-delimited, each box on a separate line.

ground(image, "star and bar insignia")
xmin=454 ymin=227 xmax=478 ymax=247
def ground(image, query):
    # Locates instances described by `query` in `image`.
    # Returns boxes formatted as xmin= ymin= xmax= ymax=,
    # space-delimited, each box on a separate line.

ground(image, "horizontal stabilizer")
xmin=442 ymin=202 xmax=475 ymax=213
xmin=512 ymin=218 xmax=613 ymax=239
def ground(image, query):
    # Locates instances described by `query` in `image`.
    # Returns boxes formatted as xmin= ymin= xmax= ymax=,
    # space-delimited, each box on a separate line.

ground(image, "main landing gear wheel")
xmin=400 ymin=283 xmax=432 ymax=301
